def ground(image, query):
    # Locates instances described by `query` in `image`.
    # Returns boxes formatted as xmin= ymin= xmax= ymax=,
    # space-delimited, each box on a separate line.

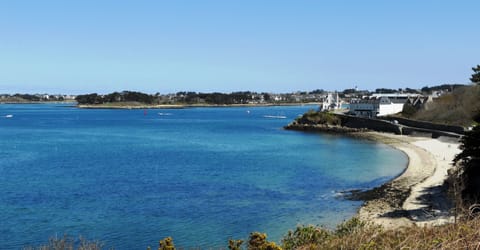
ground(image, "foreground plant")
xmin=23 ymin=235 xmax=104 ymax=250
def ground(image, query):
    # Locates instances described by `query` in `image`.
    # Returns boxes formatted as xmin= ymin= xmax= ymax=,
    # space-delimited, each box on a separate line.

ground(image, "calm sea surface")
xmin=0 ymin=104 xmax=407 ymax=249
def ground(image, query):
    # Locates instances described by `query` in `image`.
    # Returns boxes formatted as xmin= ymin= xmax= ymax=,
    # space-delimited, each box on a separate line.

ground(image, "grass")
xmin=279 ymin=216 xmax=480 ymax=250
xmin=295 ymin=109 xmax=341 ymax=126
xmin=26 ymin=215 xmax=480 ymax=249
xmin=23 ymin=235 xmax=105 ymax=250
xmin=410 ymin=84 xmax=480 ymax=127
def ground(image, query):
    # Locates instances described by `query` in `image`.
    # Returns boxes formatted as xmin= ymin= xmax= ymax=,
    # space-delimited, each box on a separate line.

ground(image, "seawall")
xmin=380 ymin=116 xmax=465 ymax=135
xmin=286 ymin=113 xmax=462 ymax=139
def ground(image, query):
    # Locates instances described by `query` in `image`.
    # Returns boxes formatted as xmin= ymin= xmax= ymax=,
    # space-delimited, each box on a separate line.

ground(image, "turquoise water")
xmin=0 ymin=104 xmax=407 ymax=249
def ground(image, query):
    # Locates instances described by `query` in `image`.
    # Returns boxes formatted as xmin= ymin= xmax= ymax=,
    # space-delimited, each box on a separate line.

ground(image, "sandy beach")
xmin=356 ymin=132 xmax=461 ymax=229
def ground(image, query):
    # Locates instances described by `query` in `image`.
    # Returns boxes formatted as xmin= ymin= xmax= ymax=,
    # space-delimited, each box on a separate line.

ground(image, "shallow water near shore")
xmin=0 ymin=104 xmax=407 ymax=248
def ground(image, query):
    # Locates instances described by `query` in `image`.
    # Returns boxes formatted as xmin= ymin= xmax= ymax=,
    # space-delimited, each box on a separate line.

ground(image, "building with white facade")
xmin=320 ymin=92 xmax=341 ymax=111
xmin=349 ymin=94 xmax=420 ymax=117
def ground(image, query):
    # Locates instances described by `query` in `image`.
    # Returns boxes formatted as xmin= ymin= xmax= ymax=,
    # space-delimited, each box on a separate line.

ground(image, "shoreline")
xmin=351 ymin=132 xmax=460 ymax=229
xmin=76 ymin=102 xmax=322 ymax=109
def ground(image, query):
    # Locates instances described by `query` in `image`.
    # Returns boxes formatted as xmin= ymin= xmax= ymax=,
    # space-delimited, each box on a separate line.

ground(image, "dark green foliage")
xmin=420 ymin=84 xmax=465 ymax=94
xmin=280 ymin=218 xmax=366 ymax=249
xmin=375 ymin=88 xmax=397 ymax=94
xmin=342 ymin=88 xmax=357 ymax=95
xmin=401 ymin=103 xmax=417 ymax=118
xmin=282 ymin=225 xmax=330 ymax=249
xmin=76 ymin=91 xmax=154 ymax=105
xmin=404 ymin=88 xmax=421 ymax=94
xmin=471 ymin=65 xmax=480 ymax=84
xmin=309 ymin=89 xmax=325 ymax=94
xmin=296 ymin=110 xmax=341 ymax=126
xmin=453 ymin=111 xmax=480 ymax=203
xmin=13 ymin=94 xmax=41 ymax=101
xmin=334 ymin=217 xmax=366 ymax=237
xmin=75 ymin=93 xmax=104 ymax=104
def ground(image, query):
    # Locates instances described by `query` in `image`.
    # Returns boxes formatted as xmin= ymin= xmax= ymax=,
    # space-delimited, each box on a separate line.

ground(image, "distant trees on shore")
xmin=75 ymin=91 xmax=303 ymax=105
xmin=0 ymin=93 xmax=70 ymax=102
xmin=75 ymin=91 xmax=265 ymax=105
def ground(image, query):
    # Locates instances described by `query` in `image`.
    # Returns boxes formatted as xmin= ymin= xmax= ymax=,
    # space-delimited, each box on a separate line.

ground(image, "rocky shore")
xmin=284 ymin=122 xmax=368 ymax=133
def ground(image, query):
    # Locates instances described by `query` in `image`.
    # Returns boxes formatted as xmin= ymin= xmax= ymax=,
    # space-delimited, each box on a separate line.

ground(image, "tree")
xmin=453 ymin=111 xmax=480 ymax=203
xmin=471 ymin=65 xmax=480 ymax=84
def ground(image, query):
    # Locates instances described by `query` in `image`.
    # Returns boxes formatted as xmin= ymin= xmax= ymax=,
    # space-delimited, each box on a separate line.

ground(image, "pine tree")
xmin=454 ymin=112 xmax=480 ymax=202
xmin=471 ymin=65 xmax=480 ymax=84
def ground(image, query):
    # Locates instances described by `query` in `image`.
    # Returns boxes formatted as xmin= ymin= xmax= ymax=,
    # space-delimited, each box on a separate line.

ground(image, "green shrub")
xmin=296 ymin=110 xmax=341 ymax=126
xmin=281 ymin=225 xmax=330 ymax=249
xmin=247 ymin=232 xmax=282 ymax=250
xmin=335 ymin=217 xmax=366 ymax=237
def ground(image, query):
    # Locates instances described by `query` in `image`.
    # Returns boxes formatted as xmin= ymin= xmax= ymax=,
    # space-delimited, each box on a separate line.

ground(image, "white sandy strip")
xmin=358 ymin=133 xmax=461 ymax=229
xmin=403 ymin=138 xmax=461 ymax=226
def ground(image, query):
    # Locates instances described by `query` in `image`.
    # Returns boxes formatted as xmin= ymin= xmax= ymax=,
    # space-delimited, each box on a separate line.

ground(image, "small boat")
xmin=158 ymin=112 xmax=173 ymax=116
xmin=5 ymin=114 xmax=13 ymax=118
xmin=263 ymin=115 xmax=287 ymax=119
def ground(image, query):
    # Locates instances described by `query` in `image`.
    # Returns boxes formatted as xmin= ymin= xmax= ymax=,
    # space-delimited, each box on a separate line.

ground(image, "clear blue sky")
xmin=0 ymin=1 xmax=478 ymax=94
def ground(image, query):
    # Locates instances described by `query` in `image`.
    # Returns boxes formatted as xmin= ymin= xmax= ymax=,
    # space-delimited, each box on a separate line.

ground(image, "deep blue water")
xmin=0 ymin=104 xmax=407 ymax=249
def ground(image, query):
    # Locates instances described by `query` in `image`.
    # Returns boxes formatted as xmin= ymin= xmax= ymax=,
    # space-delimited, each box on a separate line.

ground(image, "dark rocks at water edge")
xmin=284 ymin=122 xmax=367 ymax=134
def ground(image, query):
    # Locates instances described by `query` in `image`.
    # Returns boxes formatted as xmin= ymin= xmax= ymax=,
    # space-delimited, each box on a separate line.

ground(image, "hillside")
xmin=408 ymin=84 xmax=480 ymax=127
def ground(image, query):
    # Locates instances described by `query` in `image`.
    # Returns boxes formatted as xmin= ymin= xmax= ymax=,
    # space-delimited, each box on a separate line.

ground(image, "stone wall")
xmin=286 ymin=112 xmax=462 ymax=138
xmin=380 ymin=116 xmax=465 ymax=135
xmin=336 ymin=114 xmax=402 ymax=134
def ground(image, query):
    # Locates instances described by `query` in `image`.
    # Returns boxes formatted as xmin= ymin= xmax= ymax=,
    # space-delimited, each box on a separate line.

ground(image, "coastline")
xmin=352 ymin=132 xmax=461 ymax=229
xmin=76 ymin=102 xmax=322 ymax=109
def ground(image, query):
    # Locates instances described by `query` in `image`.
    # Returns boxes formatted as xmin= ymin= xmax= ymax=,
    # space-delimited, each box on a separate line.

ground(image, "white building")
xmin=349 ymin=94 xmax=420 ymax=117
xmin=320 ymin=92 xmax=341 ymax=111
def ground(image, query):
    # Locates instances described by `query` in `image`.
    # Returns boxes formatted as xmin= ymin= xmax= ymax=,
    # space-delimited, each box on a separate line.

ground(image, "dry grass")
xmin=23 ymin=235 xmax=105 ymax=250
xmin=290 ymin=216 xmax=480 ymax=250
xmin=24 ymin=216 xmax=480 ymax=249
xmin=412 ymin=85 xmax=480 ymax=126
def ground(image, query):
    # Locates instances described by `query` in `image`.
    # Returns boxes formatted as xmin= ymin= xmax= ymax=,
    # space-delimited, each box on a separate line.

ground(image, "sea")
xmin=0 ymin=104 xmax=407 ymax=249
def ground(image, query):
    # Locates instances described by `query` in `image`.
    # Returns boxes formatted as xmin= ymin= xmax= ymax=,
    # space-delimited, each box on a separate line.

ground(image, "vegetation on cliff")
xmin=405 ymin=84 xmax=480 ymax=126
xmin=402 ymin=67 xmax=480 ymax=126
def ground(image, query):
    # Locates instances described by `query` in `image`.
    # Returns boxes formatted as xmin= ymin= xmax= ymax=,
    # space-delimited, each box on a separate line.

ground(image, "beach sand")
xmin=356 ymin=132 xmax=461 ymax=229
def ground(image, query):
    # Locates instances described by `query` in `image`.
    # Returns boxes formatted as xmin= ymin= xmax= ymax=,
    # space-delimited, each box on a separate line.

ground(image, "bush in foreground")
xmin=279 ymin=217 xmax=480 ymax=249
xmin=25 ymin=216 xmax=480 ymax=249
xmin=23 ymin=235 xmax=104 ymax=250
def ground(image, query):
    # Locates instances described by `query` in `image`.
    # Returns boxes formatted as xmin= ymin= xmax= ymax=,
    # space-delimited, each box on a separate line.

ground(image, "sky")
xmin=0 ymin=1 xmax=479 ymax=94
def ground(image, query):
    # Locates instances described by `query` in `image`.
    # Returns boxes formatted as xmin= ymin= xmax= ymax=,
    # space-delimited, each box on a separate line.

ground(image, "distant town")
xmin=0 ymin=84 xmax=466 ymax=118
